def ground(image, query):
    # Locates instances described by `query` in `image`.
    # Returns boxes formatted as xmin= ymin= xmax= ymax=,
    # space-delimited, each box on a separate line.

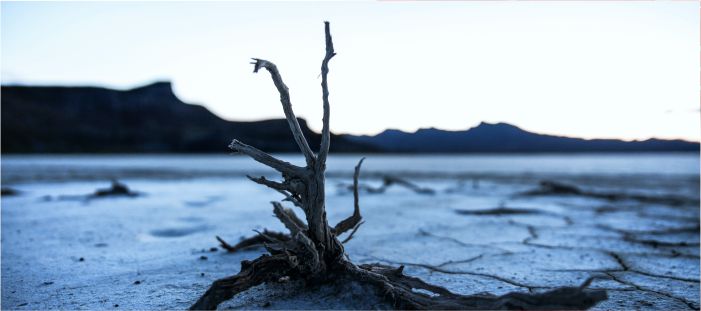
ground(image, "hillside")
xmin=1 ymin=82 xmax=371 ymax=153
xmin=347 ymin=122 xmax=699 ymax=153
xmin=2 ymin=83 xmax=697 ymax=153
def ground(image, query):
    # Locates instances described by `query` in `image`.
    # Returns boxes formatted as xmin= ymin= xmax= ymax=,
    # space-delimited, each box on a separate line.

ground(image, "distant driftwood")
xmin=521 ymin=180 xmax=697 ymax=206
xmin=90 ymin=180 xmax=139 ymax=198
xmin=47 ymin=180 xmax=141 ymax=202
xmin=338 ymin=175 xmax=435 ymax=195
xmin=1 ymin=187 xmax=20 ymax=196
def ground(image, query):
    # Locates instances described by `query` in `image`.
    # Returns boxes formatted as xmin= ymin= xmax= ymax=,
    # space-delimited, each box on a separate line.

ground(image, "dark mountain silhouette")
xmin=2 ymin=82 xmax=698 ymax=153
xmin=1 ymin=82 xmax=372 ymax=153
xmin=347 ymin=123 xmax=699 ymax=153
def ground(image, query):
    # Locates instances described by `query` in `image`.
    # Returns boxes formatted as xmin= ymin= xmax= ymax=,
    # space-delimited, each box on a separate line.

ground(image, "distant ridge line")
xmin=2 ymin=83 xmax=698 ymax=153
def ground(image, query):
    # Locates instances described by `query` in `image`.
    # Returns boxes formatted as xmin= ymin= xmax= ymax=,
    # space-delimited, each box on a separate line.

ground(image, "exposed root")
xmin=190 ymin=254 xmax=297 ymax=310
xmin=349 ymin=262 xmax=606 ymax=310
xmin=192 ymin=259 xmax=607 ymax=310
xmin=216 ymin=231 xmax=290 ymax=253
xmin=521 ymin=180 xmax=698 ymax=206
xmin=456 ymin=207 xmax=541 ymax=216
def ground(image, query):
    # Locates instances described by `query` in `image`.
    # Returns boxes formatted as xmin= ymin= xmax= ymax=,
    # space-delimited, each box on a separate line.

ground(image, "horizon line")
xmin=2 ymin=80 xmax=699 ymax=144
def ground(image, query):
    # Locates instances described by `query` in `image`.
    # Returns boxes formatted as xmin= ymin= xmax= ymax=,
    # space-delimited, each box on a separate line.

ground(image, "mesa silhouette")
xmin=2 ymin=82 xmax=697 ymax=153
xmin=1 ymin=82 xmax=371 ymax=153
xmin=348 ymin=123 xmax=698 ymax=153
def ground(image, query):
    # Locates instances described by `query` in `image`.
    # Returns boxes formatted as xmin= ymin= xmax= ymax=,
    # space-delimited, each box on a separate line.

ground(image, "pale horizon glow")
xmin=2 ymin=2 xmax=699 ymax=142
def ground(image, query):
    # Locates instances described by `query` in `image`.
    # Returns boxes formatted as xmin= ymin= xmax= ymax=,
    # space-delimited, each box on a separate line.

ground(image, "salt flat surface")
xmin=1 ymin=154 xmax=699 ymax=310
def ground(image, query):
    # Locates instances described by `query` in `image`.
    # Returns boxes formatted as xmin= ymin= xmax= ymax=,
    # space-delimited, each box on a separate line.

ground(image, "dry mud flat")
xmin=1 ymin=174 xmax=699 ymax=310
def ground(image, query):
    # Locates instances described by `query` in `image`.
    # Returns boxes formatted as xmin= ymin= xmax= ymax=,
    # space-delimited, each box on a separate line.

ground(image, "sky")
xmin=2 ymin=1 xmax=699 ymax=142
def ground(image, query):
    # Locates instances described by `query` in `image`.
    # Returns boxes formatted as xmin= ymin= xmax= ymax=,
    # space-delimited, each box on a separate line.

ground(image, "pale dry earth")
xmin=1 ymin=156 xmax=699 ymax=310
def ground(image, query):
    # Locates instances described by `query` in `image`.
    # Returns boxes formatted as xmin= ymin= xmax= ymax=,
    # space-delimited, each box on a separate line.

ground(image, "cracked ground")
xmin=2 ymin=166 xmax=699 ymax=309
xmin=341 ymin=175 xmax=700 ymax=311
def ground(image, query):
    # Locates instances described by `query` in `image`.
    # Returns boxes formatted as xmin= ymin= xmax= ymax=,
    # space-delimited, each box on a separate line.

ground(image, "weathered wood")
xmin=250 ymin=59 xmax=316 ymax=165
xmin=334 ymin=158 xmax=364 ymax=235
xmin=246 ymin=175 xmax=289 ymax=192
xmin=190 ymin=254 xmax=296 ymax=310
xmin=340 ymin=221 xmax=364 ymax=244
xmin=272 ymin=202 xmax=305 ymax=235
xmin=343 ymin=262 xmax=606 ymax=310
xmin=244 ymin=26 xmax=341 ymax=261
xmin=318 ymin=21 xmax=335 ymax=165
xmin=216 ymin=231 xmax=290 ymax=253
xmin=194 ymin=21 xmax=607 ymax=311
xmin=337 ymin=174 xmax=435 ymax=195
xmin=275 ymin=189 xmax=303 ymax=208
xmin=229 ymin=139 xmax=303 ymax=176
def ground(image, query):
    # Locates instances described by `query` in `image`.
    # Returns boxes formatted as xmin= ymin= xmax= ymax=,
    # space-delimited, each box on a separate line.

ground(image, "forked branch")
xmin=318 ymin=21 xmax=336 ymax=165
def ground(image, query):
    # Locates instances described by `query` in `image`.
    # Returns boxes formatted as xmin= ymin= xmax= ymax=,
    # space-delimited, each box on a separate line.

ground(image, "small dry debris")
xmin=1 ymin=187 xmax=20 ymax=196
xmin=92 ymin=180 xmax=139 ymax=198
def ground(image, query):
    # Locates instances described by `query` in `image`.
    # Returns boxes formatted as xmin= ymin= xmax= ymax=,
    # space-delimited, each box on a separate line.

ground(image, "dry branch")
xmin=317 ymin=21 xmax=336 ymax=165
xmin=340 ymin=220 xmax=364 ymax=244
xmin=275 ymin=189 xmax=303 ymax=208
xmin=229 ymin=140 xmax=303 ymax=175
xmin=216 ymin=231 xmax=290 ymax=253
xmin=272 ymin=202 xmax=305 ymax=235
xmin=246 ymin=175 xmax=289 ymax=192
xmin=338 ymin=175 xmax=435 ymax=195
xmin=384 ymin=176 xmax=435 ymax=195
xmin=193 ymin=21 xmax=607 ymax=311
xmin=250 ymin=58 xmax=316 ymax=165
xmin=334 ymin=157 xmax=364 ymax=235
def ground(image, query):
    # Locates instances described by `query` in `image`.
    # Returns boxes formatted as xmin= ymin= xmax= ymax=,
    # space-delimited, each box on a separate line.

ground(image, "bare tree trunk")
xmin=240 ymin=23 xmax=345 ymax=271
xmin=191 ymin=22 xmax=607 ymax=310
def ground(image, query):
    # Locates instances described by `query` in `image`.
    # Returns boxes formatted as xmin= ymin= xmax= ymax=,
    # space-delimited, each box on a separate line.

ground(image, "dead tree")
xmin=191 ymin=22 xmax=607 ymax=310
